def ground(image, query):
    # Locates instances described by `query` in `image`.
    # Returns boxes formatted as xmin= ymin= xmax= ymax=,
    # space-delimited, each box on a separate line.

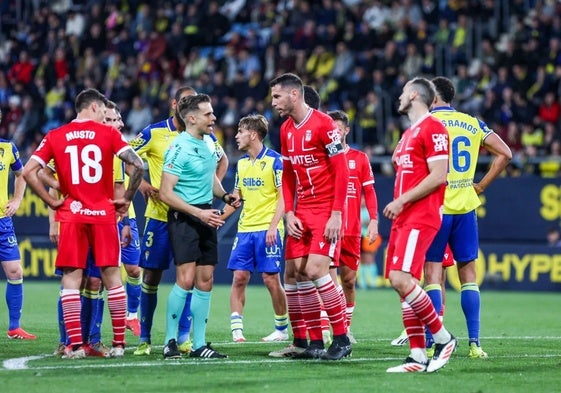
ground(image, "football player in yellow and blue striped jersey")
xmin=424 ymin=77 xmax=512 ymax=359
xmin=130 ymin=86 xmax=228 ymax=356
xmin=221 ymin=114 xmax=288 ymax=343
xmin=0 ymin=108 xmax=36 ymax=340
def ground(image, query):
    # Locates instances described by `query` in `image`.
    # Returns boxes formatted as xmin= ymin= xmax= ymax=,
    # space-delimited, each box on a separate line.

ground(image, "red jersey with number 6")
xmin=30 ymin=119 xmax=130 ymax=224
xmin=391 ymin=113 xmax=449 ymax=229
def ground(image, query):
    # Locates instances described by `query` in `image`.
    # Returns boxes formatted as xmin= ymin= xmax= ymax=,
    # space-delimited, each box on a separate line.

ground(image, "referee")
xmin=159 ymin=94 xmax=241 ymax=359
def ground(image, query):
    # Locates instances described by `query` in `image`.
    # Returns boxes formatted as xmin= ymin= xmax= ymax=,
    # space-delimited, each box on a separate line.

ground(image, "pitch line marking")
xmin=3 ymin=353 xmax=561 ymax=371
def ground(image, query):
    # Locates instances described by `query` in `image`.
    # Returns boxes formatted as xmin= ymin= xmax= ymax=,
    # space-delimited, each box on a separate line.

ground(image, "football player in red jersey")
xmin=384 ymin=77 xmax=457 ymax=373
xmin=327 ymin=109 xmax=378 ymax=344
xmin=269 ymin=73 xmax=351 ymax=360
xmin=23 ymin=88 xmax=144 ymax=359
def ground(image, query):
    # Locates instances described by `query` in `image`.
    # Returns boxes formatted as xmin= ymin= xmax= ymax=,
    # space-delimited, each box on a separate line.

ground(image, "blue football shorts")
xmin=139 ymin=218 xmax=174 ymax=270
xmin=119 ymin=219 xmax=141 ymax=266
xmin=426 ymin=211 xmax=479 ymax=263
xmin=227 ymin=230 xmax=283 ymax=274
xmin=0 ymin=217 xmax=20 ymax=262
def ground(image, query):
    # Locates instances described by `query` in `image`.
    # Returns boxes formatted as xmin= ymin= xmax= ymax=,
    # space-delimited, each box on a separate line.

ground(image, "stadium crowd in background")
xmin=0 ymin=0 xmax=560 ymax=176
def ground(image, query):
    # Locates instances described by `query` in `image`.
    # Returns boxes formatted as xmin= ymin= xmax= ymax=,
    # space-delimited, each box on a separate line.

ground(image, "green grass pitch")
xmin=0 ymin=282 xmax=559 ymax=393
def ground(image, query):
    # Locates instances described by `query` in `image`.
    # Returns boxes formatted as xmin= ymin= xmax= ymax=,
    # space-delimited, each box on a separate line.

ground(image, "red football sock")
xmin=316 ymin=275 xmax=346 ymax=336
xmin=61 ymin=289 xmax=82 ymax=346
xmin=297 ymin=281 xmax=323 ymax=342
xmin=401 ymin=300 xmax=425 ymax=349
xmin=404 ymin=285 xmax=443 ymax=335
xmin=285 ymin=284 xmax=307 ymax=341
xmin=106 ymin=285 xmax=127 ymax=346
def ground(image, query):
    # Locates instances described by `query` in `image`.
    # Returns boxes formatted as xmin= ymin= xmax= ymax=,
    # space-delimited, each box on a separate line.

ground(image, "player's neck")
xmin=186 ymin=127 xmax=203 ymax=140
xmin=408 ymin=106 xmax=430 ymax=125
xmin=248 ymin=142 xmax=263 ymax=160
xmin=291 ymin=102 xmax=311 ymax=125
xmin=75 ymin=111 xmax=96 ymax=122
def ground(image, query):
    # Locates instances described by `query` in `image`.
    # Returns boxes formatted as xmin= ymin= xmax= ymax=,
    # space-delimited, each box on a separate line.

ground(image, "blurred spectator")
xmin=5 ymin=95 xmax=23 ymax=138
xmin=7 ymin=50 xmax=34 ymax=86
xmin=546 ymin=226 xmax=561 ymax=247
xmin=12 ymin=94 xmax=42 ymax=147
xmin=538 ymin=91 xmax=560 ymax=125
xmin=126 ymin=96 xmax=152 ymax=135
xmin=539 ymin=139 xmax=561 ymax=178
xmin=65 ymin=8 xmax=85 ymax=38
xmin=0 ymin=0 xmax=559 ymax=168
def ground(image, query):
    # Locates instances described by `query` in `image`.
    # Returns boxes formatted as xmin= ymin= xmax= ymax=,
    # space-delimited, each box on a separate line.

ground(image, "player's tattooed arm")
xmin=120 ymin=148 xmax=145 ymax=202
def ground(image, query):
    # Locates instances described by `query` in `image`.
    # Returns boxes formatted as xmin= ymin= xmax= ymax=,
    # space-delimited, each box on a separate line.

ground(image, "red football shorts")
xmin=285 ymin=205 xmax=341 ymax=262
xmin=56 ymin=222 xmax=120 ymax=269
xmin=442 ymin=244 xmax=455 ymax=268
xmin=338 ymin=235 xmax=361 ymax=271
xmin=384 ymin=223 xmax=438 ymax=281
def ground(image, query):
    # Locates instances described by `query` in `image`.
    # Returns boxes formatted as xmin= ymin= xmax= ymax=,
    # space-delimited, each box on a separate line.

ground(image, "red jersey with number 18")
xmin=30 ymin=119 xmax=130 ymax=224
xmin=392 ymin=113 xmax=449 ymax=229
xmin=280 ymin=108 xmax=345 ymax=209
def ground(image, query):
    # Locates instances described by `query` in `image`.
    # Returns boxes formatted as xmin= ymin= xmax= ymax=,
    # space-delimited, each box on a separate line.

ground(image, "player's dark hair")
xmin=269 ymin=73 xmax=303 ymax=94
xmin=75 ymin=88 xmax=108 ymax=112
xmin=175 ymin=85 xmax=197 ymax=102
xmin=174 ymin=86 xmax=197 ymax=129
xmin=106 ymin=100 xmax=119 ymax=111
xmin=304 ymin=85 xmax=321 ymax=109
xmin=409 ymin=77 xmax=436 ymax=108
xmin=327 ymin=109 xmax=349 ymax=126
xmin=432 ymin=77 xmax=456 ymax=104
xmin=238 ymin=114 xmax=269 ymax=140
xmin=177 ymin=93 xmax=211 ymax=121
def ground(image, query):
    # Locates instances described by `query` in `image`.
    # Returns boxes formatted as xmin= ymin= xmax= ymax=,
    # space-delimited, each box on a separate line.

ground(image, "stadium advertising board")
xmin=8 ymin=176 xmax=561 ymax=291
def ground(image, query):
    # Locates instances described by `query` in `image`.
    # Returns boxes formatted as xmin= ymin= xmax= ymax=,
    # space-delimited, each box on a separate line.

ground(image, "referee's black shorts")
xmin=167 ymin=205 xmax=218 ymax=266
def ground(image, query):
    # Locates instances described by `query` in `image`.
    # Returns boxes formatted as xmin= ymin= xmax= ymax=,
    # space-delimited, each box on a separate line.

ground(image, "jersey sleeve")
xmin=209 ymin=132 xmax=225 ymax=161
xmin=30 ymin=134 xmax=53 ymax=167
xmin=478 ymin=117 xmax=494 ymax=143
xmin=9 ymin=142 xmax=22 ymax=172
xmin=273 ymin=154 xmax=283 ymax=189
xmin=320 ymin=117 xmax=348 ymax=212
xmin=129 ymin=125 xmax=152 ymax=157
xmin=234 ymin=166 xmax=240 ymax=191
xmin=111 ymin=127 xmax=131 ymax=157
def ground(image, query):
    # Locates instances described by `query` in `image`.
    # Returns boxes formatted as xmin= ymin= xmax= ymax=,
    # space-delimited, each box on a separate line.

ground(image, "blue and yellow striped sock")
xmin=274 ymin=313 xmax=289 ymax=331
xmin=231 ymin=312 xmax=243 ymax=332
xmin=139 ymin=283 xmax=158 ymax=343
xmin=461 ymin=282 xmax=481 ymax=346
xmin=6 ymin=279 xmax=23 ymax=331
xmin=126 ymin=275 xmax=142 ymax=315
xmin=424 ymin=283 xmax=442 ymax=347
xmin=89 ymin=295 xmax=104 ymax=345
xmin=57 ymin=287 xmax=67 ymax=344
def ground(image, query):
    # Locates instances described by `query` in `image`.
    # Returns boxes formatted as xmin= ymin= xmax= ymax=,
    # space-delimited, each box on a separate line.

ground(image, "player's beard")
xmin=398 ymin=99 xmax=411 ymax=115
